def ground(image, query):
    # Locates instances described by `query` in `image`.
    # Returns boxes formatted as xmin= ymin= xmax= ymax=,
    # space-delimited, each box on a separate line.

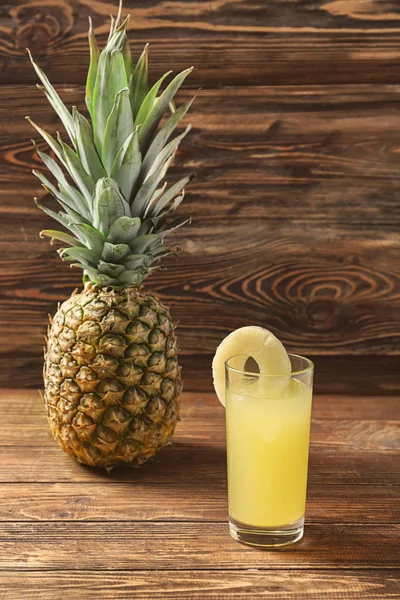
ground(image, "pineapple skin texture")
xmin=44 ymin=285 xmax=182 ymax=469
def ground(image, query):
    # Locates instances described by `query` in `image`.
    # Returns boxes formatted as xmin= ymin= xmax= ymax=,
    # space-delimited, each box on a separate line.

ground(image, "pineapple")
xmin=27 ymin=8 xmax=194 ymax=469
xmin=212 ymin=327 xmax=291 ymax=406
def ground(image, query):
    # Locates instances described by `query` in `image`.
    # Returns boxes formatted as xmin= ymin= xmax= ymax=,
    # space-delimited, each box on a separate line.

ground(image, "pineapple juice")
xmin=226 ymin=378 xmax=312 ymax=528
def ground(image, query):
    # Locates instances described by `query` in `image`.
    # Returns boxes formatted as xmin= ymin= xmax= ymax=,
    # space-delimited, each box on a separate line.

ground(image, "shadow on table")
xmin=97 ymin=442 xmax=227 ymax=490
xmin=80 ymin=442 xmax=226 ymax=488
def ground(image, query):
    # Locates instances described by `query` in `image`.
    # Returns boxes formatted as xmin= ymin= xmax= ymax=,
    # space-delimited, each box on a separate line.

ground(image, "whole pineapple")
xmin=27 ymin=8 xmax=193 ymax=469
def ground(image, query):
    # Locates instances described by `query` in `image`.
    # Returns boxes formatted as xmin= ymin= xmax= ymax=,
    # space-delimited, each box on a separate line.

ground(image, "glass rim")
xmin=225 ymin=353 xmax=314 ymax=377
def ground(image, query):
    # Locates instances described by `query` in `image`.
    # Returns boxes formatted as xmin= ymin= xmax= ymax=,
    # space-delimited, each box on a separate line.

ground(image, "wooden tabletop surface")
xmin=0 ymin=389 xmax=399 ymax=599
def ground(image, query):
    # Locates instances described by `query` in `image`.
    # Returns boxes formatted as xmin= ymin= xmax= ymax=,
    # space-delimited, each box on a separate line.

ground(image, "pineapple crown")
xmin=27 ymin=5 xmax=194 ymax=288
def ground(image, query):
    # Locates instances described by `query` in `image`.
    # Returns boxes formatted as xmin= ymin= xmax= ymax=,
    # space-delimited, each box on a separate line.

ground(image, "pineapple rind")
xmin=45 ymin=285 xmax=182 ymax=468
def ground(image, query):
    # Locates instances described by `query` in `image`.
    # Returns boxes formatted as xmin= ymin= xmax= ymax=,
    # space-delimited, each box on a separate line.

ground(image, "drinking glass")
xmin=225 ymin=353 xmax=314 ymax=547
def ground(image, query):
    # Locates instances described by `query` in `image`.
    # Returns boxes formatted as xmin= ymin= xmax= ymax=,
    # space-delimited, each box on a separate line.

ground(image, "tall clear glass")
xmin=225 ymin=354 xmax=314 ymax=547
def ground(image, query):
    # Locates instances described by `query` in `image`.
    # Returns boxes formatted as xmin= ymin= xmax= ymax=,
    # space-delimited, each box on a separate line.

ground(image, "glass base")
xmin=229 ymin=516 xmax=304 ymax=548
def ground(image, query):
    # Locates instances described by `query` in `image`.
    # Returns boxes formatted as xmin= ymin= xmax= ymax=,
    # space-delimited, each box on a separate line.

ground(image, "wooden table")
xmin=0 ymin=390 xmax=399 ymax=599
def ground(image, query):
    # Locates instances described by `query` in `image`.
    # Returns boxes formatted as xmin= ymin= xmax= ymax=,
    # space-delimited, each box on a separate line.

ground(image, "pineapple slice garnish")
xmin=212 ymin=326 xmax=291 ymax=406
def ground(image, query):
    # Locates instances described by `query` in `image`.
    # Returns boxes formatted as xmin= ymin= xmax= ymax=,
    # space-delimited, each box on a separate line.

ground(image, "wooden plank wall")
xmin=0 ymin=0 xmax=399 ymax=393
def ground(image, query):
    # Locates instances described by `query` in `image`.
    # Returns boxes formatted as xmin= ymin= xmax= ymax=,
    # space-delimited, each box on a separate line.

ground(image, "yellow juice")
xmin=226 ymin=378 xmax=312 ymax=528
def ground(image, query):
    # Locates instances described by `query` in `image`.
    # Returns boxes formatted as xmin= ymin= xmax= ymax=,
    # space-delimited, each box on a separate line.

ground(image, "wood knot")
xmin=11 ymin=1 xmax=74 ymax=52
xmin=16 ymin=22 xmax=51 ymax=52
xmin=305 ymin=298 xmax=339 ymax=331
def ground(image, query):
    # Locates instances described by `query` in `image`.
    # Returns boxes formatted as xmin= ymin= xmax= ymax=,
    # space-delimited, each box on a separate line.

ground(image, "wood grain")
xmin=183 ymin=354 xmax=397 ymax=396
xmin=1 ymin=0 xmax=399 ymax=593
xmin=0 ymin=522 xmax=398 ymax=570
xmin=1 ymin=389 xmax=399 ymax=454
xmin=1 ymin=570 xmax=399 ymax=600
xmin=0 ymin=391 xmax=398 ymax=487
xmin=0 ymin=482 xmax=397 ymax=524
xmin=1 ymin=225 xmax=399 ymax=355
xmin=1 ymin=0 xmax=400 ymax=86
xmin=0 ymin=389 xmax=398 ymax=594
xmin=0 ymin=443 xmax=398 ymax=485
xmin=3 ymin=389 xmax=400 ymax=421
xmin=3 ymin=85 xmax=400 ymax=221
xmin=2 ymin=354 xmax=400 ymax=394
xmin=1 ymin=84 xmax=400 ymax=389
xmin=1 ymin=416 xmax=399 ymax=453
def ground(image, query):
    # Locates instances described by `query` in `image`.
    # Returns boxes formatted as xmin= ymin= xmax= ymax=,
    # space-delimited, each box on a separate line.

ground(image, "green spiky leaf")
xmin=129 ymin=234 xmax=161 ymax=254
xmin=139 ymin=68 xmax=193 ymax=153
xmin=92 ymin=44 xmax=129 ymax=152
xmin=135 ymin=71 xmax=171 ymax=128
xmin=35 ymin=198 xmax=77 ymax=234
xmin=108 ymin=216 xmax=141 ymax=244
xmin=131 ymin=153 xmax=175 ymax=217
xmin=98 ymin=260 xmax=125 ymax=278
xmin=33 ymin=170 xmax=88 ymax=226
xmin=59 ymin=246 xmax=99 ymax=266
xmin=83 ymin=266 xmax=116 ymax=286
xmin=102 ymin=88 xmax=134 ymax=175
xmin=56 ymin=139 xmax=95 ymax=212
xmin=27 ymin=49 xmax=76 ymax=148
xmin=123 ymin=253 xmax=152 ymax=269
xmin=85 ymin=17 xmax=100 ymax=120
xmin=116 ymin=269 xmax=145 ymax=285
xmin=74 ymin=223 xmax=106 ymax=254
xmin=141 ymin=98 xmax=194 ymax=174
xmin=73 ymin=107 xmax=106 ymax=181
xmin=143 ymin=124 xmax=191 ymax=182
xmin=159 ymin=217 xmax=190 ymax=238
xmin=40 ymin=230 xmax=83 ymax=247
xmin=29 ymin=5 xmax=194 ymax=289
xmin=111 ymin=128 xmax=141 ymax=201
xmin=149 ymin=175 xmax=192 ymax=217
xmin=27 ymin=118 xmax=65 ymax=165
xmin=101 ymin=242 xmax=130 ymax=262
xmin=93 ymin=178 xmax=130 ymax=234
xmin=130 ymin=44 xmax=148 ymax=118
xmin=32 ymin=141 xmax=90 ymax=219
xmin=122 ymin=32 xmax=133 ymax=83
